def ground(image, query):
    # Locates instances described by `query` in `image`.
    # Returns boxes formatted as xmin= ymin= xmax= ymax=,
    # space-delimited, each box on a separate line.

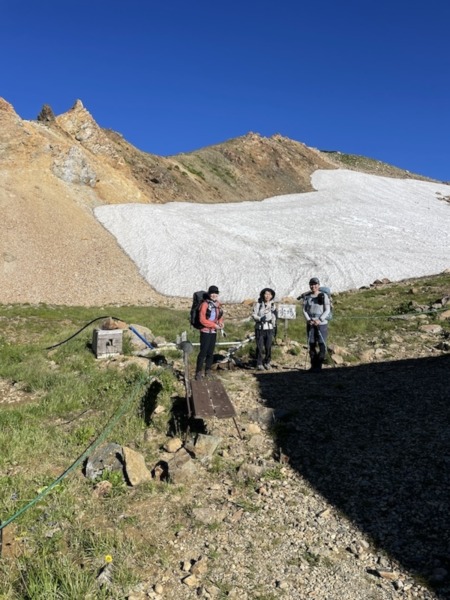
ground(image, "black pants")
xmin=307 ymin=324 xmax=328 ymax=369
xmin=196 ymin=331 xmax=217 ymax=374
xmin=255 ymin=328 xmax=274 ymax=366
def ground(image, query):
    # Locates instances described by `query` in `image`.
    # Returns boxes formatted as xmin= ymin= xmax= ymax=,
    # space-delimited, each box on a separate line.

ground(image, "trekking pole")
xmin=304 ymin=327 xmax=312 ymax=370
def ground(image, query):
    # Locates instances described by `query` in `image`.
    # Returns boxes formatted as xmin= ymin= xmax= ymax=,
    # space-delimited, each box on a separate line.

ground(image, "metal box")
xmin=92 ymin=328 xmax=123 ymax=358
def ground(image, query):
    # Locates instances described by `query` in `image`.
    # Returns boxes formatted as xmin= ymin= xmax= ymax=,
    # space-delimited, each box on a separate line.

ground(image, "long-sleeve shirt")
xmin=252 ymin=300 xmax=277 ymax=330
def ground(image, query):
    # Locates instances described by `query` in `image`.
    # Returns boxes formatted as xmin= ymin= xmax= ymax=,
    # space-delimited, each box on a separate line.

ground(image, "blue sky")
xmin=2 ymin=0 xmax=449 ymax=181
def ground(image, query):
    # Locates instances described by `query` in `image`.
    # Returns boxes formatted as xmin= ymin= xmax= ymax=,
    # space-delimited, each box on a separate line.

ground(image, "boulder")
xmin=122 ymin=447 xmax=151 ymax=486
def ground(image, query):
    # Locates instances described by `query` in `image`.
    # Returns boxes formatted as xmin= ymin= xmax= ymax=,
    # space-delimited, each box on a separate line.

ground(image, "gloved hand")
xmin=260 ymin=315 xmax=266 ymax=323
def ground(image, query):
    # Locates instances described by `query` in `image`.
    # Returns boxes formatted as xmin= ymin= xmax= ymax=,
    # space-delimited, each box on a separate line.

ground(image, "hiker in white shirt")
xmin=252 ymin=288 xmax=277 ymax=370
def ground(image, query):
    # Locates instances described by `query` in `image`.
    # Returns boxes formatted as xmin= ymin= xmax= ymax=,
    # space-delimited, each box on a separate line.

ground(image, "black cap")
xmin=208 ymin=285 xmax=219 ymax=295
xmin=309 ymin=277 xmax=320 ymax=285
xmin=259 ymin=287 xmax=275 ymax=300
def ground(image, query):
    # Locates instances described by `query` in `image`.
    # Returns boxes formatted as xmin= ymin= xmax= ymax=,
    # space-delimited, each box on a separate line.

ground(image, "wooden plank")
xmin=190 ymin=379 xmax=215 ymax=417
xmin=205 ymin=381 xmax=236 ymax=418
xmin=189 ymin=379 xmax=237 ymax=419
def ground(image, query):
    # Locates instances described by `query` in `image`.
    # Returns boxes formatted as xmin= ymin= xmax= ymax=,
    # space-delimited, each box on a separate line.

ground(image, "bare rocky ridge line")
xmin=0 ymin=97 xmax=438 ymax=307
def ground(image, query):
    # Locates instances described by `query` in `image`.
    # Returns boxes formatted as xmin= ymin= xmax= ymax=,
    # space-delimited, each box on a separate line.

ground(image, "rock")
xmin=419 ymin=324 xmax=443 ymax=334
xmin=247 ymin=434 xmax=266 ymax=450
xmin=164 ymin=437 xmax=183 ymax=453
xmin=438 ymin=309 xmax=450 ymax=321
xmin=85 ymin=442 xmax=124 ymax=480
xmin=52 ymin=146 xmax=97 ymax=186
xmin=360 ymin=350 xmax=375 ymax=362
xmin=237 ymin=462 xmax=265 ymax=481
xmin=168 ymin=448 xmax=198 ymax=484
xmin=191 ymin=556 xmax=209 ymax=576
xmin=192 ymin=433 xmax=222 ymax=460
xmin=122 ymin=446 xmax=152 ymax=486
xmin=331 ymin=353 xmax=345 ymax=365
xmin=328 ymin=344 xmax=348 ymax=356
xmin=182 ymin=574 xmax=199 ymax=588
xmin=126 ymin=324 xmax=156 ymax=351
xmin=246 ymin=423 xmax=261 ymax=435
xmin=153 ymin=583 xmax=164 ymax=594
xmin=182 ymin=560 xmax=192 ymax=572
xmin=247 ymin=406 xmax=276 ymax=427
xmin=374 ymin=569 xmax=400 ymax=581
xmin=101 ymin=317 xmax=126 ymax=330
xmin=92 ymin=480 xmax=113 ymax=498
xmin=192 ymin=507 xmax=227 ymax=525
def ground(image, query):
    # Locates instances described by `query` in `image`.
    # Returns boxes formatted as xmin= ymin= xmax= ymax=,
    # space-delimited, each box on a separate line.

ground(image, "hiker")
xmin=302 ymin=277 xmax=330 ymax=371
xmin=252 ymin=287 xmax=277 ymax=370
xmin=195 ymin=285 xmax=224 ymax=380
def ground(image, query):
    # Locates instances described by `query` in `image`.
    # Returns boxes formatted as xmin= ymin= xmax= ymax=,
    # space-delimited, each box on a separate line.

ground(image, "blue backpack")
xmin=318 ymin=286 xmax=333 ymax=321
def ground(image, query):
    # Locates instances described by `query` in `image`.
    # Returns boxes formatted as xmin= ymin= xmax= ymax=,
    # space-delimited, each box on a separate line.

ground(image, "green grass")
xmin=0 ymin=273 xmax=448 ymax=596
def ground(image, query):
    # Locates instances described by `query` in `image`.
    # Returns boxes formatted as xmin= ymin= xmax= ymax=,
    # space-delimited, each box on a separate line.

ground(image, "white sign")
xmin=277 ymin=304 xmax=297 ymax=320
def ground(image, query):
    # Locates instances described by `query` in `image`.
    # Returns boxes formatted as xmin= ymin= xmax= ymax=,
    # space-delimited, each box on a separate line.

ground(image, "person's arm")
xmin=302 ymin=295 xmax=311 ymax=322
xmin=216 ymin=302 xmax=224 ymax=329
xmin=252 ymin=302 xmax=262 ymax=322
xmin=271 ymin=303 xmax=277 ymax=325
xmin=319 ymin=294 xmax=330 ymax=323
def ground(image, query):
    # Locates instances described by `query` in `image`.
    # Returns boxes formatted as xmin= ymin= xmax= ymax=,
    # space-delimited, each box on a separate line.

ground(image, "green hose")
xmin=0 ymin=373 xmax=150 ymax=534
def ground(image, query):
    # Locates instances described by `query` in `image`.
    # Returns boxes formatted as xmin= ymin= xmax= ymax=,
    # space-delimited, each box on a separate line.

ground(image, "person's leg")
xmin=264 ymin=330 xmax=274 ymax=366
xmin=204 ymin=333 xmax=217 ymax=373
xmin=308 ymin=325 xmax=319 ymax=370
xmin=316 ymin=325 xmax=328 ymax=370
xmin=195 ymin=332 xmax=209 ymax=377
xmin=255 ymin=329 xmax=265 ymax=368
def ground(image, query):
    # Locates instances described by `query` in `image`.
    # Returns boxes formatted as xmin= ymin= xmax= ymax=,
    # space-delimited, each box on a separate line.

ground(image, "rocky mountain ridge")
xmin=0 ymin=97 xmax=437 ymax=306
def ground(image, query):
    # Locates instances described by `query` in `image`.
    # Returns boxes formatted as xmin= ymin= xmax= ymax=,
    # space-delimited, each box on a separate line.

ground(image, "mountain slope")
xmin=0 ymin=97 xmax=439 ymax=306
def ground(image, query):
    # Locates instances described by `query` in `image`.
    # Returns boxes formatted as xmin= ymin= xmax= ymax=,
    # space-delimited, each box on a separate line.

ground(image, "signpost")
xmin=277 ymin=304 xmax=297 ymax=340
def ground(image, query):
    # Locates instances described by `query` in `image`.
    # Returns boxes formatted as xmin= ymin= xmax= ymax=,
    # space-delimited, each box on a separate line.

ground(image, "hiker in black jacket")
xmin=302 ymin=277 xmax=330 ymax=371
xmin=252 ymin=288 xmax=277 ymax=370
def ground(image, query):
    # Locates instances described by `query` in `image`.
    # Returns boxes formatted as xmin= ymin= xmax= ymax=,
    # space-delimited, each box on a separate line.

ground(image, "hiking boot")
xmin=263 ymin=363 xmax=271 ymax=370
xmin=256 ymin=364 xmax=264 ymax=371
xmin=195 ymin=372 xmax=203 ymax=381
xmin=204 ymin=370 xmax=214 ymax=380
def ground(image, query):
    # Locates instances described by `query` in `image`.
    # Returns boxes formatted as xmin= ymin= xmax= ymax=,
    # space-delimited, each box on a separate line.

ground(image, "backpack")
xmin=189 ymin=290 xmax=207 ymax=329
xmin=317 ymin=286 xmax=333 ymax=320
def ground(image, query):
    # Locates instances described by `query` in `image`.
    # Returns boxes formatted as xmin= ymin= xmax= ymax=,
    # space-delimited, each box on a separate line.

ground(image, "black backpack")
xmin=189 ymin=290 xmax=207 ymax=329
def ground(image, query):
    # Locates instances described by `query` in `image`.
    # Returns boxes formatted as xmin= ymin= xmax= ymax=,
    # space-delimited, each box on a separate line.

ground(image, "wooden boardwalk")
xmin=188 ymin=378 xmax=241 ymax=438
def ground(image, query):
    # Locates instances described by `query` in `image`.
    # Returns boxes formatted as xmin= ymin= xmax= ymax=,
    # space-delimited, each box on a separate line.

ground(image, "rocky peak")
xmin=55 ymin=99 xmax=121 ymax=163
xmin=0 ymin=97 xmax=22 ymax=127
xmin=0 ymin=97 xmax=18 ymax=115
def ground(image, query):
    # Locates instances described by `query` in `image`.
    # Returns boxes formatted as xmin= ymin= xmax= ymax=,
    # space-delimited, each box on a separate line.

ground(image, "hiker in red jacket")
xmin=195 ymin=286 xmax=224 ymax=380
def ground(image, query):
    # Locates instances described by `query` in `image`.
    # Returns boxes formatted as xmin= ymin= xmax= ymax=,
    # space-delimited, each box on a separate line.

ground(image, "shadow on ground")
xmin=256 ymin=355 xmax=450 ymax=598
